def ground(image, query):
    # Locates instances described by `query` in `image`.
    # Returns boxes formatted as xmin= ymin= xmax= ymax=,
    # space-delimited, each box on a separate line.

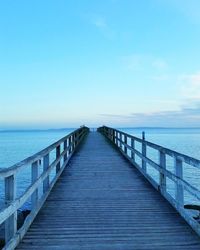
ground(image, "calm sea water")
xmin=122 ymin=128 xmax=200 ymax=159
xmin=0 ymin=129 xmax=74 ymax=169
xmin=0 ymin=129 xmax=74 ymax=207
xmin=122 ymin=128 xmax=200 ymax=205
xmin=0 ymin=128 xmax=200 ymax=208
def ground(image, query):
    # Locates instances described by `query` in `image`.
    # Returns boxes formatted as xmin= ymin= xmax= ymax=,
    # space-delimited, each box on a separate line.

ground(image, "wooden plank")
xmin=0 ymin=138 xmax=86 ymax=227
xmin=103 ymin=127 xmax=200 ymax=235
xmin=16 ymin=132 xmax=200 ymax=250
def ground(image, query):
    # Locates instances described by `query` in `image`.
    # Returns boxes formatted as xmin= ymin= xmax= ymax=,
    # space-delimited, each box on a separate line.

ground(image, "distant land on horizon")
xmin=1 ymin=126 xmax=200 ymax=132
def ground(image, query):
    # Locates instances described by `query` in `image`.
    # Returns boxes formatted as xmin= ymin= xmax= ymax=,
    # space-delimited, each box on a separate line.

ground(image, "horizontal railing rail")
xmin=0 ymin=126 xmax=89 ymax=250
xmin=98 ymin=126 xmax=200 ymax=236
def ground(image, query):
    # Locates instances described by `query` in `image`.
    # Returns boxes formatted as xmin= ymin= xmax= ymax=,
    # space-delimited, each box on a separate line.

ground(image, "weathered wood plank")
xmin=17 ymin=132 xmax=200 ymax=250
xmin=1 ymin=127 xmax=89 ymax=250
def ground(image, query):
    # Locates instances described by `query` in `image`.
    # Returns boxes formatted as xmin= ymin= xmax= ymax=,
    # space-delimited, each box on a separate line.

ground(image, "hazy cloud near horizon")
xmin=100 ymin=102 xmax=200 ymax=127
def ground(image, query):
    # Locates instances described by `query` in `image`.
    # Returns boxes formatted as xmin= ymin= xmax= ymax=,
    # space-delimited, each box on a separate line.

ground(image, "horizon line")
xmin=1 ymin=126 xmax=200 ymax=132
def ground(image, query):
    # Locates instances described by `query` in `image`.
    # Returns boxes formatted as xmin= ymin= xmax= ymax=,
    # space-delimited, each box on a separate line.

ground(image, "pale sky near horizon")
xmin=1 ymin=0 xmax=200 ymax=129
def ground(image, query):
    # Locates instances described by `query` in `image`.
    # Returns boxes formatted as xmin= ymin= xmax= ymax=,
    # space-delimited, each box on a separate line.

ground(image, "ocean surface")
xmin=0 ymin=127 xmax=200 ymax=208
xmin=0 ymin=129 xmax=74 ymax=208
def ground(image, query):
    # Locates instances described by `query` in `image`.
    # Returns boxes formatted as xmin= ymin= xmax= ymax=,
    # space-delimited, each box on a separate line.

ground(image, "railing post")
xmin=112 ymin=129 xmax=115 ymax=143
xmin=31 ymin=161 xmax=39 ymax=208
xmin=114 ymin=130 xmax=116 ymax=144
xmin=131 ymin=138 xmax=135 ymax=162
xmin=142 ymin=137 xmax=147 ymax=172
xmin=43 ymin=153 xmax=50 ymax=193
xmin=142 ymin=131 xmax=145 ymax=140
xmin=117 ymin=132 xmax=119 ymax=147
xmin=159 ymin=150 xmax=166 ymax=194
xmin=74 ymin=132 xmax=78 ymax=147
xmin=175 ymin=158 xmax=184 ymax=207
xmin=120 ymin=133 xmax=122 ymax=149
xmin=69 ymin=136 xmax=72 ymax=154
xmin=56 ymin=145 xmax=61 ymax=173
xmin=5 ymin=174 xmax=17 ymax=243
xmin=124 ymin=135 xmax=127 ymax=154
xmin=72 ymin=134 xmax=75 ymax=151
xmin=64 ymin=140 xmax=67 ymax=162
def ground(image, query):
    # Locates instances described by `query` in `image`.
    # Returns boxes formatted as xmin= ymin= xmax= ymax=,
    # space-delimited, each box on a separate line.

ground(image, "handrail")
xmin=0 ymin=126 xmax=89 ymax=250
xmin=98 ymin=126 xmax=200 ymax=236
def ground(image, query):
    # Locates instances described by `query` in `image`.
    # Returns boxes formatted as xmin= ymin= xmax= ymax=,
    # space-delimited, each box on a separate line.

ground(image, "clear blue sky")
xmin=1 ymin=0 xmax=200 ymax=129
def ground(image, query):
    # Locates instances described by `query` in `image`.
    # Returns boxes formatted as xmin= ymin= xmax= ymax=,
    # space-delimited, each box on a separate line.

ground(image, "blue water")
xmin=121 ymin=128 xmax=200 ymax=205
xmin=0 ymin=129 xmax=74 ymax=168
xmin=0 ymin=129 xmax=74 ymax=207
xmin=121 ymin=127 xmax=200 ymax=159
xmin=0 ymin=127 xmax=200 ymax=208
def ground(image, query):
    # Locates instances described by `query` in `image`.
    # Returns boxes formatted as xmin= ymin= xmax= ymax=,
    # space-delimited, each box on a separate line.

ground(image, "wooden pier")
xmin=0 ymin=126 xmax=200 ymax=249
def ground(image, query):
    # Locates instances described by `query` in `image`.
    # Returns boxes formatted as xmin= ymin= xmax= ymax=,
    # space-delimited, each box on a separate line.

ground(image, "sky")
xmin=1 ymin=0 xmax=200 ymax=129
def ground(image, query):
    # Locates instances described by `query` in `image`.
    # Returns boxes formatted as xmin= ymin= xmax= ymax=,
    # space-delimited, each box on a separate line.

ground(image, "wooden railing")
xmin=98 ymin=126 xmax=200 ymax=236
xmin=0 ymin=126 xmax=89 ymax=250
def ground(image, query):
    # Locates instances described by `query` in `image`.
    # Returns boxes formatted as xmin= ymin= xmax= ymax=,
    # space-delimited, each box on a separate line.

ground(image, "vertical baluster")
xmin=142 ymin=137 xmax=147 ymax=172
xmin=56 ymin=145 xmax=61 ymax=173
xmin=31 ymin=161 xmax=39 ymax=208
xmin=77 ymin=131 xmax=80 ymax=144
xmin=120 ymin=133 xmax=122 ymax=149
xmin=64 ymin=140 xmax=67 ymax=162
xmin=72 ymin=134 xmax=75 ymax=151
xmin=69 ymin=136 xmax=72 ymax=154
xmin=5 ymin=174 xmax=17 ymax=243
xmin=113 ymin=129 xmax=115 ymax=143
xmin=131 ymin=138 xmax=135 ymax=162
xmin=71 ymin=135 xmax=73 ymax=152
xmin=124 ymin=135 xmax=127 ymax=154
xmin=74 ymin=132 xmax=77 ymax=148
xmin=175 ymin=158 xmax=184 ymax=207
xmin=43 ymin=153 xmax=50 ymax=193
xmin=159 ymin=150 xmax=166 ymax=194
xmin=74 ymin=133 xmax=76 ymax=149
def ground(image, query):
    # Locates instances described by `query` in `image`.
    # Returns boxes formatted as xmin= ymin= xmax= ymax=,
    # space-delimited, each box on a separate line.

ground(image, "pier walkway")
xmin=17 ymin=131 xmax=200 ymax=249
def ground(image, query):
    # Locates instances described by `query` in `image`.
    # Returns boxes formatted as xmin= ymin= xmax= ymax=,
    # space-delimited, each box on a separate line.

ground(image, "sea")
xmin=0 ymin=127 xmax=200 ymax=208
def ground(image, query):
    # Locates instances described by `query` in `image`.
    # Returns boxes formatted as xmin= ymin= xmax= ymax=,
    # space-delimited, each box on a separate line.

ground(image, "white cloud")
xmin=162 ymin=0 xmax=200 ymax=24
xmin=93 ymin=17 xmax=107 ymax=29
xmin=100 ymin=102 xmax=200 ymax=127
xmin=90 ymin=15 xmax=115 ymax=39
xmin=152 ymin=59 xmax=168 ymax=70
xmin=122 ymin=54 xmax=143 ymax=71
xmin=122 ymin=54 xmax=168 ymax=72
xmin=180 ymin=72 xmax=200 ymax=99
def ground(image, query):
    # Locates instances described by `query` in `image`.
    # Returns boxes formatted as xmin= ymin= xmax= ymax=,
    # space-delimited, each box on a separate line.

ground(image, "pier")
xmin=0 ymin=126 xmax=200 ymax=249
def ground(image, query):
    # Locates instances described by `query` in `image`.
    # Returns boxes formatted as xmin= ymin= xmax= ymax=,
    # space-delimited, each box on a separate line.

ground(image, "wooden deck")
xmin=17 ymin=132 xmax=200 ymax=249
